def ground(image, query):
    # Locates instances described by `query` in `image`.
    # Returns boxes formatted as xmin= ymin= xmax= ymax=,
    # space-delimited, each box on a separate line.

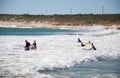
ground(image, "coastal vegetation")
xmin=0 ymin=14 xmax=120 ymax=26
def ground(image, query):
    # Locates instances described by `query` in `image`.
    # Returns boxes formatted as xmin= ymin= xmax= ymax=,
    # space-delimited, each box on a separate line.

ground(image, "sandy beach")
xmin=0 ymin=21 xmax=120 ymax=29
xmin=0 ymin=21 xmax=52 ymax=27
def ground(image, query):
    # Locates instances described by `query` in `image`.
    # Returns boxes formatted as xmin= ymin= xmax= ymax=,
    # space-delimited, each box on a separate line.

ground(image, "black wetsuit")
xmin=78 ymin=38 xmax=85 ymax=47
xmin=78 ymin=38 xmax=81 ymax=43
xmin=25 ymin=41 xmax=30 ymax=50
xmin=92 ymin=43 xmax=96 ymax=50
xmin=81 ymin=43 xmax=85 ymax=47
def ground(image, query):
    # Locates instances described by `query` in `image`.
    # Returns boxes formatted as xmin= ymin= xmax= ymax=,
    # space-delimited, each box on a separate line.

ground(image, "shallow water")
xmin=0 ymin=25 xmax=120 ymax=78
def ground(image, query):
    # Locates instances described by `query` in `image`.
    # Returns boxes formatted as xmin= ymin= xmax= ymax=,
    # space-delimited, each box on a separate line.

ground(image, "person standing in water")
xmin=31 ymin=40 xmax=37 ymax=49
xmin=24 ymin=40 xmax=30 ymax=50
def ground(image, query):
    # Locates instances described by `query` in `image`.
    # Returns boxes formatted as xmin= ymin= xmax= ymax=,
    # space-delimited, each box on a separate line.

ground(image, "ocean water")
xmin=0 ymin=25 xmax=120 ymax=78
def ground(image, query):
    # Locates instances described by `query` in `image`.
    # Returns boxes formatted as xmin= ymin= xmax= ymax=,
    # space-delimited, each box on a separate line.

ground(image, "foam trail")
xmin=81 ymin=28 xmax=119 ymax=36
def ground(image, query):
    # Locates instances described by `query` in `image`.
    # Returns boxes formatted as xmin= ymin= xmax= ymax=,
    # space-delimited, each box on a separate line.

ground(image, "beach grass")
xmin=0 ymin=14 xmax=120 ymax=27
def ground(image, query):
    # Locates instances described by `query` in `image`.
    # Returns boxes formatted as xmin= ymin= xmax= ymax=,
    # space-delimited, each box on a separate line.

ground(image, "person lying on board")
xmin=77 ymin=38 xmax=96 ymax=50
xmin=82 ymin=42 xmax=96 ymax=50
xmin=77 ymin=38 xmax=85 ymax=47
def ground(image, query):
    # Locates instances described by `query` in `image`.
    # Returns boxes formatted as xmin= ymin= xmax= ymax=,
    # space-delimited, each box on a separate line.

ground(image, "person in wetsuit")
xmin=31 ymin=40 xmax=37 ymax=49
xmin=78 ymin=38 xmax=81 ymax=43
xmin=81 ymin=42 xmax=96 ymax=50
xmin=78 ymin=38 xmax=85 ymax=47
xmin=91 ymin=43 xmax=96 ymax=50
xmin=24 ymin=40 xmax=30 ymax=50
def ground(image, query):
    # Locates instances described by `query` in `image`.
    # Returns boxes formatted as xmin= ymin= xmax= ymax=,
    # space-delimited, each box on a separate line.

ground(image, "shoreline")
xmin=0 ymin=14 xmax=120 ymax=29
xmin=0 ymin=21 xmax=120 ymax=29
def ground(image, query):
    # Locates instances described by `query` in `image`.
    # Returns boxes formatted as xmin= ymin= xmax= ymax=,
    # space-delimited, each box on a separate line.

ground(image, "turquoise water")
xmin=0 ymin=27 xmax=77 ymax=35
xmin=39 ymin=59 xmax=120 ymax=78
xmin=0 ymin=26 xmax=120 ymax=78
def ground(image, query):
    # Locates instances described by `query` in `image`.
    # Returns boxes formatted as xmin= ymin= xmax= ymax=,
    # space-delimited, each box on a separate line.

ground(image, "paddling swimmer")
xmin=31 ymin=40 xmax=37 ymax=49
xmin=24 ymin=40 xmax=30 ymax=50
xmin=78 ymin=38 xmax=85 ymax=47
xmin=86 ymin=41 xmax=96 ymax=50
xmin=78 ymin=38 xmax=81 ymax=42
xmin=91 ymin=43 xmax=96 ymax=50
xmin=81 ymin=41 xmax=96 ymax=50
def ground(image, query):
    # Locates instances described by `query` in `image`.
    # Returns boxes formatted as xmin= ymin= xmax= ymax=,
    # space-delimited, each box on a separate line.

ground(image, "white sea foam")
xmin=0 ymin=24 xmax=17 ymax=28
xmin=0 ymin=26 xmax=120 ymax=77
xmin=80 ymin=25 xmax=105 ymax=31
xmin=81 ymin=27 xmax=119 ymax=36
